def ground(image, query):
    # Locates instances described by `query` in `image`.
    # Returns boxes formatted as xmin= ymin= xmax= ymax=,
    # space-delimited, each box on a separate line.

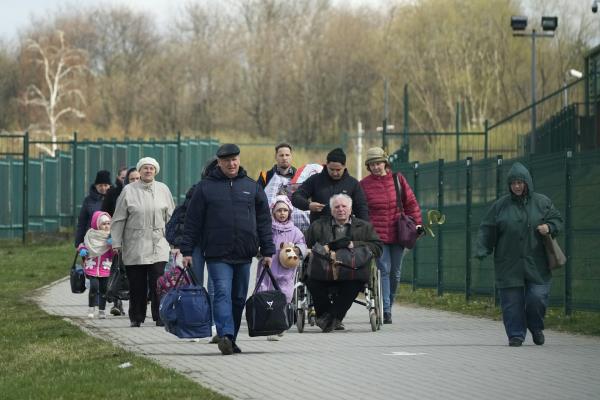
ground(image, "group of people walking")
xmin=74 ymin=140 xmax=563 ymax=353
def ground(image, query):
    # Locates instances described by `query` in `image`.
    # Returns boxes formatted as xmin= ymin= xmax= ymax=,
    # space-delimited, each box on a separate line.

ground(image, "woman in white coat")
xmin=111 ymin=157 xmax=175 ymax=327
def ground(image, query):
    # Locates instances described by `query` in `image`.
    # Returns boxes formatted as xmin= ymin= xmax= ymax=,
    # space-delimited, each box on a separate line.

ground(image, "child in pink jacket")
xmin=78 ymin=211 xmax=113 ymax=318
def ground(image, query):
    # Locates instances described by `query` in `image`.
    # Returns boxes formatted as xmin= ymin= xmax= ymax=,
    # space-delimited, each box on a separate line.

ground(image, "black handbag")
xmin=69 ymin=252 xmax=86 ymax=294
xmin=332 ymin=246 xmax=373 ymax=282
xmin=106 ymin=254 xmax=129 ymax=301
xmin=245 ymin=267 xmax=292 ymax=337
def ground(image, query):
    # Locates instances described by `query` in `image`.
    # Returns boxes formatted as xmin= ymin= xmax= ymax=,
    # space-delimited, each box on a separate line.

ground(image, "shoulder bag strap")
xmin=393 ymin=173 xmax=404 ymax=212
xmin=71 ymin=251 xmax=79 ymax=270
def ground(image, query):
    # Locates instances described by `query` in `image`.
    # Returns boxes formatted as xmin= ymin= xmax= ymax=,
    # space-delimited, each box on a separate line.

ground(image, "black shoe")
xmin=209 ymin=334 xmax=220 ymax=344
xmin=110 ymin=306 xmax=122 ymax=316
xmin=334 ymin=320 xmax=345 ymax=331
xmin=155 ymin=320 xmax=164 ymax=327
xmin=532 ymin=331 xmax=545 ymax=345
xmin=218 ymin=336 xmax=234 ymax=355
xmin=384 ymin=312 xmax=392 ymax=324
xmin=232 ymin=342 xmax=242 ymax=354
xmin=509 ymin=337 xmax=523 ymax=347
xmin=316 ymin=313 xmax=333 ymax=332
xmin=130 ymin=321 xmax=141 ymax=327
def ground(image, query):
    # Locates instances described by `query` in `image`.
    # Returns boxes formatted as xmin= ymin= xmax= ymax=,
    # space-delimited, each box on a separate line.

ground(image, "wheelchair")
xmin=293 ymin=257 xmax=383 ymax=332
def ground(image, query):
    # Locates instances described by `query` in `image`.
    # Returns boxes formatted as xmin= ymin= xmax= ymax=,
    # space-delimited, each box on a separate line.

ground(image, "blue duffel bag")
xmin=159 ymin=267 xmax=212 ymax=339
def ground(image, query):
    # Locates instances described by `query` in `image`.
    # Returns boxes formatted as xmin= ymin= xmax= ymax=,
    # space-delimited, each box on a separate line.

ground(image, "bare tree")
xmin=20 ymin=30 xmax=87 ymax=155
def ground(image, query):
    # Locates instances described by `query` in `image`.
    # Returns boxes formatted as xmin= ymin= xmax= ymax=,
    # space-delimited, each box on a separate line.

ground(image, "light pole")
xmin=563 ymin=69 xmax=583 ymax=108
xmin=511 ymin=16 xmax=558 ymax=154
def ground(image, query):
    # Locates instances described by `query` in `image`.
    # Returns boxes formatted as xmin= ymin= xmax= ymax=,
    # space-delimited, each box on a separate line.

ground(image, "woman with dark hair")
xmin=101 ymin=166 xmax=129 ymax=216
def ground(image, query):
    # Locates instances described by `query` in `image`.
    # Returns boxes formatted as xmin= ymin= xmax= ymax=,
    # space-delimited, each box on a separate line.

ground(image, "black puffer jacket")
xmin=101 ymin=180 xmax=124 ymax=216
xmin=292 ymin=168 xmax=369 ymax=223
xmin=180 ymin=166 xmax=275 ymax=264
xmin=74 ymin=185 xmax=105 ymax=246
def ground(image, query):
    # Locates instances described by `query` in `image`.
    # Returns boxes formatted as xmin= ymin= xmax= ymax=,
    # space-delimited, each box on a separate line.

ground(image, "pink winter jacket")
xmin=77 ymin=211 xmax=113 ymax=278
xmin=360 ymin=172 xmax=422 ymax=244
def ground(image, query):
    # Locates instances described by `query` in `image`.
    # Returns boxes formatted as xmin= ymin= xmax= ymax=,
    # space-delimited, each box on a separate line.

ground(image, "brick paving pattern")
xmin=36 ymin=265 xmax=600 ymax=400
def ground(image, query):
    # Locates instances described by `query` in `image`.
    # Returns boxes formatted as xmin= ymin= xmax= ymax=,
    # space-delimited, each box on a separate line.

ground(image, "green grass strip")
xmin=0 ymin=241 xmax=230 ymax=400
xmin=396 ymin=284 xmax=600 ymax=336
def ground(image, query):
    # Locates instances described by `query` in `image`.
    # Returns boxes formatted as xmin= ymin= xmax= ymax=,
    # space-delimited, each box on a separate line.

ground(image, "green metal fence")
xmin=0 ymin=132 xmax=220 ymax=240
xmin=386 ymin=76 xmax=595 ymax=164
xmin=393 ymin=149 xmax=600 ymax=314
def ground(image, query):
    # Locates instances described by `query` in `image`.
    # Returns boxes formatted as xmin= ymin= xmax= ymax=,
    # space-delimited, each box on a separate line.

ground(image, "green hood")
xmin=506 ymin=162 xmax=534 ymax=193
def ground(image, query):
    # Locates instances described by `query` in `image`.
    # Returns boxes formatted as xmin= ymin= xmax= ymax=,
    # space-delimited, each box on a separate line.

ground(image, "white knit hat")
xmin=136 ymin=157 xmax=160 ymax=175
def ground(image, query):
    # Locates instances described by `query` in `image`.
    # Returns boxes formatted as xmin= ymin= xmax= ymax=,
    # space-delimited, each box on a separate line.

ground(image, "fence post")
xmin=412 ymin=161 xmax=420 ymax=291
xmin=22 ymin=131 xmax=29 ymax=244
xmin=465 ymin=157 xmax=473 ymax=301
xmin=484 ymin=119 xmax=489 ymax=160
xmin=72 ymin=131 xmax=78 ymax=225
xmin=176 ymin=131 xmax=182 ymax=204
xmin=455 ymin=101 xmax=460 ymax=161
xmin=437 ymin=158 xmax=444 ymax=296
xmin=494 ymin=155 xmax=503 ymax=306
xmin=565 ymin=150 xmax=573 ymax=315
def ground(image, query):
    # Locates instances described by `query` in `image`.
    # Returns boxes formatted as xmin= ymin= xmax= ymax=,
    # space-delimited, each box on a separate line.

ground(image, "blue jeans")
xmin=191 ymin=246 xmax=214 ymax=324
xmin=375 ymin=244 xmax=405 ymax=313
xmin=207 ymin=261 xmax=251 ymax=341
xmin=499 ymin=281 xmax=551 ymax=340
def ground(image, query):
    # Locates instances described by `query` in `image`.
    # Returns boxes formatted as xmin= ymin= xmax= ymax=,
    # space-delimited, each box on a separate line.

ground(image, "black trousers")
xmin=306 ymin=279 xmax=364 ymax=321
xmin=88 ymin=276 xmax=108 ymax=309
xmin=126 ymin=262 xmax=166 ymax=323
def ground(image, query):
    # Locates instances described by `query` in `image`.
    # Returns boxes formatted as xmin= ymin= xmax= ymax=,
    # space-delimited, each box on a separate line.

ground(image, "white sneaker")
xmin=87 ymin=307 xmax=95 ymax=318
xmin=98 ymin=310 xmax=106 ymax=319
xmin=267 ymin=335 xmax=280 ymax=341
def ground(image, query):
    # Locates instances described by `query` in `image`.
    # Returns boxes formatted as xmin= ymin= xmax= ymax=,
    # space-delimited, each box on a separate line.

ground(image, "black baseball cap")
xmin=216 ymin=143 xmax=240 ymax=158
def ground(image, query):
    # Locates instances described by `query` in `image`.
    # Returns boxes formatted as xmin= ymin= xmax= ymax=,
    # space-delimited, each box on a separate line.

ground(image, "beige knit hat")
xmin=136 ymin=157 xmax=160 ymax=175
xmin=364 ymin=147 xmax=389 ymax=166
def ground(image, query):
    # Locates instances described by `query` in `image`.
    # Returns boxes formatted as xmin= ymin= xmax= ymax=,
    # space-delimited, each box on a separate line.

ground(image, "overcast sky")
xmin=0 ymin=0 xmax=385 ymax=43
xmin=0 ymin=0 xmax=181 ymax=41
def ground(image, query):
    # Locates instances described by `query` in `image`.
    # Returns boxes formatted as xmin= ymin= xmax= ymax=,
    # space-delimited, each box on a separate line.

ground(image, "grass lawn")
xmin=396 ymin=284 xmax=600 ymax=336
xmin=0 ymin=240 xmax=229 ymax=400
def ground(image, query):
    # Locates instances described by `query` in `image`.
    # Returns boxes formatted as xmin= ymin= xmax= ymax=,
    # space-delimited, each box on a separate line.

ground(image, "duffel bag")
xmin=70 ymin=252 xmax=86 ymax=294
xmin=246 ymin=267 xmax=292 ymax=337
xmin=307 ymin=243 xmax=372 ymax=282
xmin=159 ymin=268 xmax=212 ymax=339
xmin=332 ymin=246 xmax=373 ymax=282
xmin=156 ymin=253 xmax=191 ymax=299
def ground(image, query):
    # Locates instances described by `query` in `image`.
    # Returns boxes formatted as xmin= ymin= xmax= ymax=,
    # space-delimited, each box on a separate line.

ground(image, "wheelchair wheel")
xmin=369 ymin=264 xmax=383 ymax=331
xmin=369 ymin=309 xmax=377 ymax=332
xmin=296 ymin=309 xmax=305 ymax=333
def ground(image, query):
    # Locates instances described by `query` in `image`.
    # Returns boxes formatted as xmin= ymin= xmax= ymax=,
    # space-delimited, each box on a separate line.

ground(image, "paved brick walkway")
xmin=36 ymin=267 xmax=600 ymax=400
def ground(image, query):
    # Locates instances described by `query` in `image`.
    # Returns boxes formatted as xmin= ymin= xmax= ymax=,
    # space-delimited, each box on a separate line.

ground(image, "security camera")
xmin=593 ymin=0 xmax=598 ymax=13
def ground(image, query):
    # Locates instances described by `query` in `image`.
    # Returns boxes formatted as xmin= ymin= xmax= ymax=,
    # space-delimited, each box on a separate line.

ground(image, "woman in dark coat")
xmin=75 ymin=170 xmax=112 ymax=247
xmin=476 ymin=162 xmax=563 ymax=347
xmin=101 ymin=166 xmax=129 ymax=216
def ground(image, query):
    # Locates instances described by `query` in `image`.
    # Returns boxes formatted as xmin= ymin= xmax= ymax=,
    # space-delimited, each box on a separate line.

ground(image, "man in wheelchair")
xmin=305 ymin=193 xmax=383 ymax=332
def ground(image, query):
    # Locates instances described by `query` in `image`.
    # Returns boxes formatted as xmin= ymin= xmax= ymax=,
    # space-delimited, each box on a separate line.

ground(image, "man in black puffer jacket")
xmin=292 ymin=148 xmax=369 ymax=223
xmin=180 ymin=144 xmax=275 ymax=355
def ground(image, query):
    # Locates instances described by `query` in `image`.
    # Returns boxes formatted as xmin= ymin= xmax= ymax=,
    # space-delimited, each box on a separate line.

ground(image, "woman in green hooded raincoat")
xmin=476 ymin=162 xmax=563 ymax=347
